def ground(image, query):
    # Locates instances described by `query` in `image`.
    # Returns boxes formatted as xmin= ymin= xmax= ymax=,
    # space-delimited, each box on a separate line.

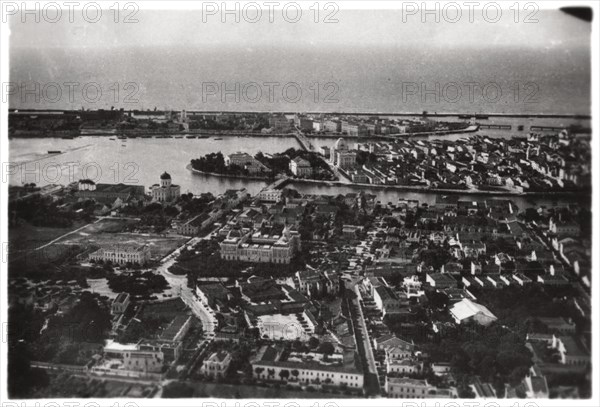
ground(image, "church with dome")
xmin=150 ymin=171 xmax=181 ymax=202
xmin=330 ymin=137 xmax=357 ymax=169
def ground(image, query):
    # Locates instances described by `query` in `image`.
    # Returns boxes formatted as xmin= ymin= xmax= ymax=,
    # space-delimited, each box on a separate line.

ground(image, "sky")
xmin=9 ymin=8 xmax=591 ymax=50
xmin=7 ymin=6 xmax=592 ymax=114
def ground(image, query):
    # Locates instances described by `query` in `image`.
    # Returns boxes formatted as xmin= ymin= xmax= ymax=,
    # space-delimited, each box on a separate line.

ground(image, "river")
xmin=9 ymin=116 xmax=591 ymax=210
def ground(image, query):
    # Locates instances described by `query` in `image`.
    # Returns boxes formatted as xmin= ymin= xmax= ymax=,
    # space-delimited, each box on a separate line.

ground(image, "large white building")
xmin=450 ymin=298 xmax=497 ymax=326
xmin=220 ymin=226 xmax=301 ymax=264
xmin=225 ymin=152 xmax=269 ymax=175
xmin=150 ymin=172 xmax=181 ymax=202
xmin=89 ymin=244 xmax=151 ymax=266
xmin=252 ymin=346 xmax=364 ymax=390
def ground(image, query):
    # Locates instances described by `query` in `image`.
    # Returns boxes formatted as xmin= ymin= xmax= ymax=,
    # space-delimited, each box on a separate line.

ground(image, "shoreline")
xmin=186 ymin=163 xmax=274 ymax=182
xmin=186 ymin=164 xmax=591 ymax=198
xmin=9 ymin=125 xmax=480 ymax=140
xmin=287 ymin=178 xmax=591 ymax=197
xmin=9 ymin=108 xmax=592 ymax=119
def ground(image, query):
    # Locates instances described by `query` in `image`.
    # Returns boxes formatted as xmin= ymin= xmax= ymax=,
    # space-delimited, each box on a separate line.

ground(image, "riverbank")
xmin=278 ymin=177 xmax=591 ymax=198
xmin=186 ymin=163 xmax=274 ymax=181
xmin=10 ymin=124 xmax=480 ymax=140
xmin=187 ymin=162 xmax=591 ymax=198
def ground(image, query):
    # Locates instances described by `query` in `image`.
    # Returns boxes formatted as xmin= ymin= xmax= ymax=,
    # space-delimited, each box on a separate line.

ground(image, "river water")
xmin=9 ymin=117 xmax=591 ymax=210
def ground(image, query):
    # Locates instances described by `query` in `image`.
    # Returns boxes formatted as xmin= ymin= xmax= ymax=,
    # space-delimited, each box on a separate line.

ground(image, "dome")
xmin=160 ymin=171 xmax=172 ymax=180
xmin=334 ymin=137 xmax=348 ymax=151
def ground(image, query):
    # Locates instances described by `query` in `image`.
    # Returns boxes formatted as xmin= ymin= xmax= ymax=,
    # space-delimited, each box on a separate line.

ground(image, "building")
xmin=553 ymin=336 xmax=590 ymax=366
xmin=386 ymin=377 xmax=457 ymax=399
xmin=201 ymin=351 xmax=232 ymax=378
xmin=290 ymin=157 xmax=313 ymax=177
xmin=123 ymin=349 xmax=164 ymax=374
xmin=336 ymin=151 xmax=357 ymax=169
xmin=296 ymin=269 xmax=339 ymax=298
xmin=111 ymin=292 xmax=130 ymax=315
xmin=426 ymin=273 xmax=458 ymax=289
xmin=150 ymin=172 xmax=181 ymax=202
xmin=220 ymin=226 xmax=301 ymax=264
xmin=450 ymin=298 xmax=497 ymax=326
xmin=374 ymin=334 xmax=415 ymax=353
xmin=342 ymin=121 xmax=367 ymax=137
xmin=319 ymin=146 xmax=331 ymax=159
xmin=298 ymin=117 xmax=314 ymax=132
xmin=177 ymin=213 xmax=212 ymax=236
xmin=89 ymin=244 xmax=151 ymax=266
xmin=374 ymin=286 xmax=402 ymax=316
xmin=387 ymin=358 xmax=420 ymax=375
xmin=252 ymin=345 xmax=364 ymax=390
xmin=160 ymin=315 xmax=192 ymax=343
xmin=102 ymin=341 xmax=164 ymax=375
xmin=225 ymin=152 xmax=269 ymax=175
xmin=329 ymin=138 xmax=357 ymax=169
xmin=258 ymin=189 xmax=283 ymax=202
xmin=269 ymin=114 xmax=292 ymax=132
xmin=76 ymin=180 xmax=146 ymax=203
xmin=324 ymin=119 xmax=342 ymax=133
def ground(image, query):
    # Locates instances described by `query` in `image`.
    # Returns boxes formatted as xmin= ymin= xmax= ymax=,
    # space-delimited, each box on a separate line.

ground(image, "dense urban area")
xmin=7 ymin=110 xmax=592 ymax=399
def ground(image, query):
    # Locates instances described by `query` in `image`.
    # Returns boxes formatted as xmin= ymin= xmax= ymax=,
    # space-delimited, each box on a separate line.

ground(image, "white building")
xmin=258 ymin=189 xmax=282 ymax=202
xmin=201 ymin=351 xmax=232 ymax=378
xmin=89 ymin=244 xmax=151 ymax=266
xmin=150 ymin=172 xmax=181 ymax=202
xmin=252 ymin=346 xmax=364 ymax=390
xmin=290 ymin=157 xmax=313 ymax=177
xmin=450 ymin=298 xmax=497 ymax=326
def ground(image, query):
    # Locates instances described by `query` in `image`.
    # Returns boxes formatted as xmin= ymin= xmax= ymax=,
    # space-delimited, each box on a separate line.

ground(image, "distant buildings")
xmin=269 ymin=115 xmax=292 ymax=132
xmin=150 ymin=172 xmax=180 ymax=202
xmin=89 ymin=244 xmax=151 ymax=266
xmin=342 ymin=121 xmax=367 ymax=137
xmin=323 ymin=119 xmax=341 ymax=133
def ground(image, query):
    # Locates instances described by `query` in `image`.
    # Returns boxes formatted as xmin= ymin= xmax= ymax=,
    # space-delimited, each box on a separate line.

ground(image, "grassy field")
xmin=9 ymin=217 xmax=187 ymax=270
xmin=9 ymin=221 xmax=89 ymax=254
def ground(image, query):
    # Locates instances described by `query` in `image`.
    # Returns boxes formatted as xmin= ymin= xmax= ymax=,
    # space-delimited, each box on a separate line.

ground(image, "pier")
xmin=530 ymin=126 xmax=566 ymax=132
xmin=479 ymin=124 xmax=512 ymax=130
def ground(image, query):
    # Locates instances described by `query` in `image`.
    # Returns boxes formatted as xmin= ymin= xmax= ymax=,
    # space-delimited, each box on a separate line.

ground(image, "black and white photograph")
xmin=1 ymin=1 xmax=598 ymax=405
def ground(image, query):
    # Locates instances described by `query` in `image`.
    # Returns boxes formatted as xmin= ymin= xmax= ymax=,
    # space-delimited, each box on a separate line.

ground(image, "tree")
xmin=308 ymin=336 xmax=320 ymax=349
xmin=279 ymin=369 xmax=290 ymax=381
xmin=291 ymin=369 xmax=299 ymax=378
xmin=318 ymin=342 xmax=335 ymax=355
xmin=255 ymin=367 xmax=264 ymax=376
